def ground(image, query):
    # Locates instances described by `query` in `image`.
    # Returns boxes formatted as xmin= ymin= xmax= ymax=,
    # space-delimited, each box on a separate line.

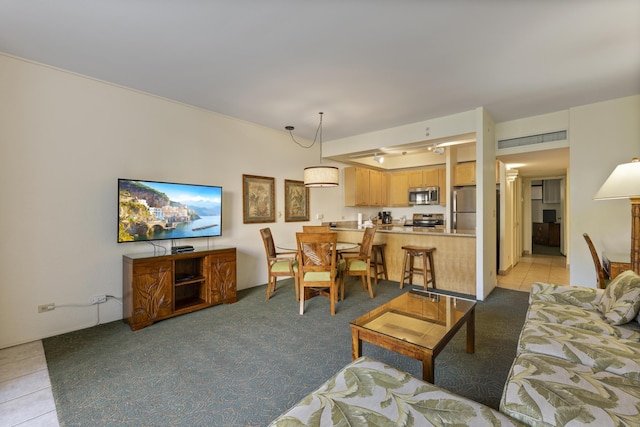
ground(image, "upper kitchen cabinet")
xmin=369 ymin=169 xmax=385 ymax=206
xmin=454 ymin=162 xmax=476 ymax=186
xmin=408 ymin=168 xmax=441 ymax=188
xmin=344 ymin=167 xmax=386 ymax=206
xmin=543 ymin=179 xmax=561 ymax=204
xmin=389 ymin=172 xmax=409 ymax=206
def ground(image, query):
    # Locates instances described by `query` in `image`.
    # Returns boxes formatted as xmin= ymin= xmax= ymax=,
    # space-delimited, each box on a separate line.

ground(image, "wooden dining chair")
xmin=260 ymin=228 xmax=299 ymax=300
xmin=583 ymin=233 xmax=609 ymax=289
xmin=302 ymin=225 xmax=330 ymax=232
xmin=296 ymin=231 xmax=340 ymax=315
xmin=341 ymin=226 xmax=377 ymax=300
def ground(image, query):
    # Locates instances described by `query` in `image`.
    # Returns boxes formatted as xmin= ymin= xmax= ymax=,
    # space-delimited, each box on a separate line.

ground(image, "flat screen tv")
xmin=118 ymin=179 xmax=222 ymax=243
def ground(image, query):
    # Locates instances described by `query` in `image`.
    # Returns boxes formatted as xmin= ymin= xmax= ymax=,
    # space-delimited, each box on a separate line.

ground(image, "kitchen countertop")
xmin=331 ymin=225 xmax=475 ymax=237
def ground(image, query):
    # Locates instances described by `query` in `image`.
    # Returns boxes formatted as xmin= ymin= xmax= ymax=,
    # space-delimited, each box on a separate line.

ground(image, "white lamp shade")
xmin=304 ymin=166 xmax=339 ymax=187
xmin=594 ymin=158 xmax=640 ymax=200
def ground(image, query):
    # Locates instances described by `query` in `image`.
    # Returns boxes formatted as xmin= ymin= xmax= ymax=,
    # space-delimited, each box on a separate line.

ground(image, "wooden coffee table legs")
xmin=351 ymin=307 xmax=475 ymax=383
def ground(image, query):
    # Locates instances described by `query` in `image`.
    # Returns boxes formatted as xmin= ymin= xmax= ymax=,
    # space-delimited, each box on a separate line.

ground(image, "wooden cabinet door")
xmin=407 ymin=170 xmax=423 ymax=188
xmin=548 ymin=223 xmax=560 ymax=247
xmin=344 ymin=167 xmax=370 ymax=206
xmin=381 ymin=173 xmax=389 ymax=206
xmin=454 ymin=162 xmax=476 ymax=186
xmin=532 ymin=222 xmax=549 ymax=245
xmin=355 ymin=168 xmax=370 ymax=205
xmin=423 ymin=169 xmax=439 ymax=187
xmin=389 ymin=172 xmax=409 ymax=206
xmin=369 ymin=170 xmax=383 ymax=206
xmin=207 ymin=249 xmax=237 ymax=304
xmin=130 ymin=260 xmax=173 ymax=328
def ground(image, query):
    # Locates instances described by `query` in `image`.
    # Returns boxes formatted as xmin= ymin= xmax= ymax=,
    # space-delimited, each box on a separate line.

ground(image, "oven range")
xmin=406 ymin=213 xmax=445 ymax=229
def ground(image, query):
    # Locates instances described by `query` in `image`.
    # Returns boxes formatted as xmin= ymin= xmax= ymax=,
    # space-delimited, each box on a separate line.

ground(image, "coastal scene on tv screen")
xmin=118 ymin=179 xmax=222 ymax=242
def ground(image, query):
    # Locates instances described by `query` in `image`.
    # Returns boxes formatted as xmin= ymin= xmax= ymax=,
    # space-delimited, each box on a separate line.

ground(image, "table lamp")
xmin=594 ymin=157 xmax=640 ymax=274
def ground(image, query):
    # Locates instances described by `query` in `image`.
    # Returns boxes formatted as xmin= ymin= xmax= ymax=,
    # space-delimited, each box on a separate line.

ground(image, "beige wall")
xmin=569 ymin=95 xmax=640 ymax=286
xmin=0 ymin=54 xmax=350 ymax=348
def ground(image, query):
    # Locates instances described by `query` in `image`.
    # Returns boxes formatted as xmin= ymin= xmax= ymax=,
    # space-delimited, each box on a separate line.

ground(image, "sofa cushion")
xmin=527 ymin=300 xmax=640 ymax=341
xmin=530 ymin=282 xmax=603 ymax=311
xmin=270 ymin=356 xmax=525 ymax=426
xmin=600 ymin=270 xmax=640 ymax=325
xmin=501 ymin=353 xmax=640 ymax=426
xmin=519 ymin=319 xmax=640 ymax=380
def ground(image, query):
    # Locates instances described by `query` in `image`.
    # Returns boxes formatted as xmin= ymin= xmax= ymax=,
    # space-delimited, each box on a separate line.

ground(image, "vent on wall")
xmin=498 ymin=130 xmax=567 ymax=150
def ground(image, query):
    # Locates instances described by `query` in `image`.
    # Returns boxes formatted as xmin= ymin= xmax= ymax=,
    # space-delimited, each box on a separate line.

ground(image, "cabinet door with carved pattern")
xmin=130 ymin=260 xmax=173 ymax=328
xmin=207 ymin=249 xmax=237 ymax=304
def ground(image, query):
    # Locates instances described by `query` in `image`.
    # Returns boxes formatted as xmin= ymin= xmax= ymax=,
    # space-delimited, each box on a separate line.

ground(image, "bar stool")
xmin=399 ymin=245 xmax=436 ymax=290
xmin=370 ymin=243 xmax=388 ymax=284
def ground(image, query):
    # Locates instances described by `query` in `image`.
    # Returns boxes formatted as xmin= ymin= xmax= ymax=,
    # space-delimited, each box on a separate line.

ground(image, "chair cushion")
xmin=271 ymin=260 xmax=297 ymax=273
xmin=600 ymin=270 xmax=640 ymax=325
xmin=347 ymin=259 xmax=368 ymax=272
xmin=303 ymin=271 xmax=331 ymax=282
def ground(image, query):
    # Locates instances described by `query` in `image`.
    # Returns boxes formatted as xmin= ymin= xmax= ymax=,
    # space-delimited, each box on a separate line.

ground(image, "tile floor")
xmin=0 ymin=253 xmax=567 ymax=426
xmin=0 ymin=341 xmax=59 ymax=426
xmin=497 ymin=252 xmax=569 ymax=293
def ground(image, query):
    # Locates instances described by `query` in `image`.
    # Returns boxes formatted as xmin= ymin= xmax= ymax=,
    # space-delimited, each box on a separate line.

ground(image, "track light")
xmin=373 ymin=153 xmax=384 ymax=164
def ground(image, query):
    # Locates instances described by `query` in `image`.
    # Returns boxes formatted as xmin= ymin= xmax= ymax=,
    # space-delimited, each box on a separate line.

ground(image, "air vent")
xmin=498 ymin=130 xmax=567 ymax=150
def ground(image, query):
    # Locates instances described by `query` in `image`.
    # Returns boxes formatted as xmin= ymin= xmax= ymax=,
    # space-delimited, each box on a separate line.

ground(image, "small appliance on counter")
xmin=377 ymin=211 xmax=392 ymax=224
xmin=406 ymin=213 xmax=445 ymax=229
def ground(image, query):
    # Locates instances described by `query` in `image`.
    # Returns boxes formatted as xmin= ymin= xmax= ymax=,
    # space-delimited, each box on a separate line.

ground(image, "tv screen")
xmin=118 ymin=179 xmax=222 ymax=243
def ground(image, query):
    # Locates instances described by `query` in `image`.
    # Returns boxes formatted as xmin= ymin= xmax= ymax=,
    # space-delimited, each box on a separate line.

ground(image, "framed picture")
xmin=242 ymin=174 xmax=275 ymax=223
xmin=284 ymin=179 xmax=309 ymax=222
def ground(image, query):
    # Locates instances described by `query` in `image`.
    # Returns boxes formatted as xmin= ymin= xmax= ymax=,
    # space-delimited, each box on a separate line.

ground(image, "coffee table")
xmin=350 ymin=289 xmax=476 ymax=383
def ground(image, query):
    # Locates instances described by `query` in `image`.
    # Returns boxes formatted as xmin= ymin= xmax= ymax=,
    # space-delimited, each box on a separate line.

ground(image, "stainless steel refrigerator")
xmin=452 ymin=187 xmax=476 ymax=231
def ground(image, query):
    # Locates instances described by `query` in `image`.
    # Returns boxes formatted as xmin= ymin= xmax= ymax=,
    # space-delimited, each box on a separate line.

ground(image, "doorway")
xmin=530 ymin=178 xmax=565 ymax=257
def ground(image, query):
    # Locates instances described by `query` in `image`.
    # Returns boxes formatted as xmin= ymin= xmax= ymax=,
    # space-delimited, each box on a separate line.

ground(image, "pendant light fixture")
xmin=285 ymin=112 xmax=339 ymax=187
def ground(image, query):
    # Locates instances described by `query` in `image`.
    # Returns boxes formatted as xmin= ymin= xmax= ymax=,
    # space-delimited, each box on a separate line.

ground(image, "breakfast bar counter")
xmin=333 ymin=225 xmax=476 ymax=296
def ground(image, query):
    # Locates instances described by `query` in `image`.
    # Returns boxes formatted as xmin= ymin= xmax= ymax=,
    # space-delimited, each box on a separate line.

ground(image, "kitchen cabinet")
xmin=454 ymin=162 xmax=476 ymax=186
xmin=344 ymin=166 xmax=386 ymax=207
xmin=389 ymin=172 xmax=409 ymax=206
xmin=423 ymin=168 xmax=440 ymax=187
xmin=548 ymin=223 xmax=560 ymax=247
xmin=369 ymin=170 xmax=384 ymax=206
xmin=407 ymin=170 xmax=423 ymax=188
xmin=532 ymin=222 xmax=548 ymax=245
xmin=532 ymin=222 xmax=560 ymax=247
xmin=408 ymin=168 xmax=441 ymax=188
xmin=543 ymin=179 xmax=561 ymax=203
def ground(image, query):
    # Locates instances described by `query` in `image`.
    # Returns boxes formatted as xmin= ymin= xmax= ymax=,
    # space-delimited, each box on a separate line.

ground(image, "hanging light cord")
xmin=287 ymin=112 xmax=323 ymax=149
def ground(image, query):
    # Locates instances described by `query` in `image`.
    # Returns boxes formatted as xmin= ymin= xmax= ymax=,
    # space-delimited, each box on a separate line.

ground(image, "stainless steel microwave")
xmin=408 ymin=187 xmax=439 ymax=205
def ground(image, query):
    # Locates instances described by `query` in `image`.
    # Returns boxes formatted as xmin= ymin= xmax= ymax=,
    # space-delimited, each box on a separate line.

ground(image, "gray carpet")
xmin=43 ymin=280 xmax=529 ymax=426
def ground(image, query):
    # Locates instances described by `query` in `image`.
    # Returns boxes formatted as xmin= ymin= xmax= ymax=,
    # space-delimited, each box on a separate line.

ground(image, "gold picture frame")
xmin=242 ymin=174 xmax=275 ymax=223
xmin=284 ymin=179 xmax=310 ymax=222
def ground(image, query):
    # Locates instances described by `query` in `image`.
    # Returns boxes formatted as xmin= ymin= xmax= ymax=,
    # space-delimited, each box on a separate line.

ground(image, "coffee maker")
xmin=382 ymin=211 xmax=392 ymax=224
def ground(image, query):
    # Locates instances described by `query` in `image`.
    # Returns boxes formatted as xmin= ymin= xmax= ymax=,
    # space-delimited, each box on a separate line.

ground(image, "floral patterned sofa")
xmin=500 ymin=271 xmax=640 ymax=426
xmin=269 ymin=356 xmax=524 ymax=426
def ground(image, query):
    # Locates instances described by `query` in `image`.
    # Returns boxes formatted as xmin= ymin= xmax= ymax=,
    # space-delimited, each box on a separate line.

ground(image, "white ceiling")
xmin=1 ymin=1 xmax=638 ymax=175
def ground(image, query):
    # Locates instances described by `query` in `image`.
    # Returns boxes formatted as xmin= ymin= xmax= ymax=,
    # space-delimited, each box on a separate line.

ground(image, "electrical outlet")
xmin=90 ymin=295 xmax=107 ymax=305
xmin=38 ymin=303 xmax=55 ymax=313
